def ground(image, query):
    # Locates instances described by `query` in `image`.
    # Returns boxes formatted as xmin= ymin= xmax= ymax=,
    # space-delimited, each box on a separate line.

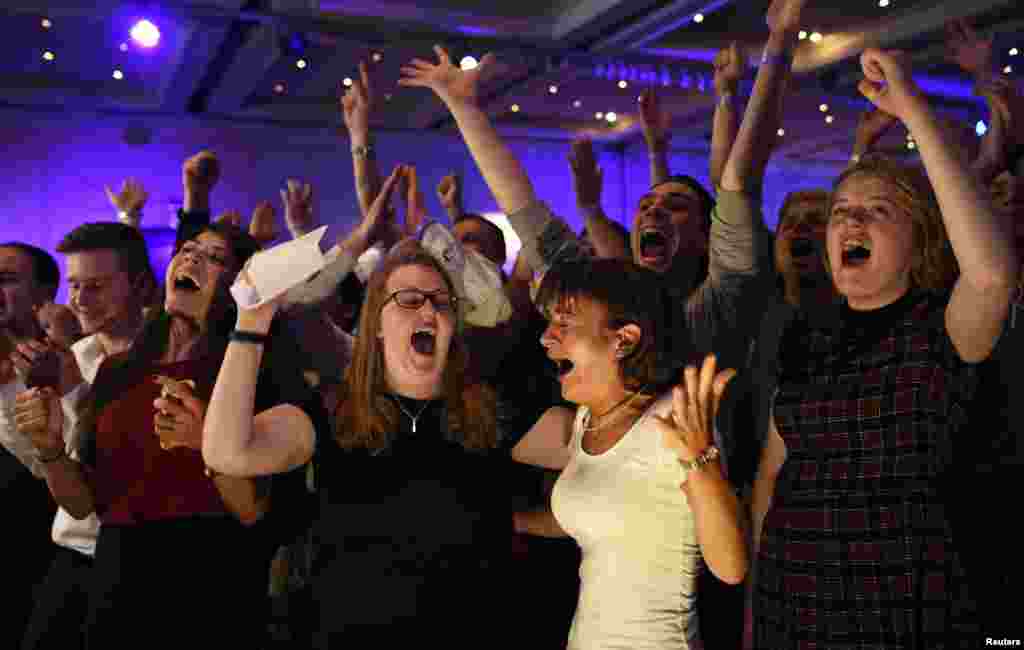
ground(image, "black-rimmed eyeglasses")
xmin=383 ymin=288 xmax=457 ymax=313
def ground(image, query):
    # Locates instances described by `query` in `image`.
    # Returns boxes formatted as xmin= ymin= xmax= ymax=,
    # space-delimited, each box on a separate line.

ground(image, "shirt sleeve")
xmin=507 ymin=200 xmax=589 ymax=277
xmin=282 ymin=245 xmax=357 ymax=308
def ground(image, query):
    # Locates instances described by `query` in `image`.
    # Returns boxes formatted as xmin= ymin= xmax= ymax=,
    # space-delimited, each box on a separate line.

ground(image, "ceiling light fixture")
xmin=459 ymin=56 xmax=478 ymax=71
xmin=372 ymin=52 xmax=383 ymax=63
xmin=42 ymin=50 xmax=55 ymax=62
xmin=511 ymin=104 xmax=520 ymax=112
xmin=907 ymin=141 xmax=916 ymax=150
xmin=1004 ymin=65 xmax=1013 ymax=74
xmin=342 ymin=77 xmax=353 ymax=87
xmin=130 ymin=19 xmax=160 ymax=48
xmin=618 ymin=80 xmax=628 ymax=89
xmin=819 ymin=103 xmax=829 ymax=112
xmin=296 ymin=58 xmax=308 ymax=70
xmin=41 ymin=18 xmax=52 ymax=29
xmin=573 ymin=99 xmax=582 ymax=108
xmin=777 ymin=128 xmax=785 ymax=136
xmin=825 ymin=115 xmax=834 ymax=124
xmin=605 ymin=112 xmax=618 ymax=123
xmin=595 ymin=112 xmax=604 ymax=120
xmin=119 ymin=42 xmax=129 ymax=52
xmin=878 ymin=0 xmax=890 ymax=7
xmin=548 ymin=84 xmax=559 ymax=94
xmin=976 ymin=120 xmax=988 ymax=136
xmin=112 ymin=69 xmax=124 ymax=80
xmin=809 ymin=32 xmax=823 ymax=43
xmin=693 ymin=13 xmax=705 ymax=23
xmin=798 ymin=30 xmax=808 ymax=40
xmin=1011 ymin=48 xmax=1020 ymax=57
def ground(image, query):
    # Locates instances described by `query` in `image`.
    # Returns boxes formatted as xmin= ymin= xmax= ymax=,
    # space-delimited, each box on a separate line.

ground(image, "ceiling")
xmin=2 ymin=0 xmax=1023 ymax=163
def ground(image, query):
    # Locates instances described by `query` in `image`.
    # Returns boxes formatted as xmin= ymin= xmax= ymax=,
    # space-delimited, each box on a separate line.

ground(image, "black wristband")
xmin=230 ymin=329 xmax=269 ymax=345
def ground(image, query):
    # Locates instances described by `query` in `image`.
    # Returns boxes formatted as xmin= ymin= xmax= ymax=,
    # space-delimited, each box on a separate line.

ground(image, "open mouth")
xmin=841 ymin=239 xmax=872 ymax=267
xmin=554 ymin=358 xmax=575 ymax=378
xmin=411 ymin=329 xmax=436 ymax=355
xmin=790 ymin=238 xmax=816 ymax=258
xmin=638 ymin=229 xmax=669 ymax=260
xmin=173 ymin=276 xmax=200 ymax=292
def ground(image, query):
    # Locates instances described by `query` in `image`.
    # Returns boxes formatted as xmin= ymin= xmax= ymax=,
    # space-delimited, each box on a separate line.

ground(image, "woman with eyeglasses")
xmin=202 ymin=168 xmax=513 ymax=648
xmin=15 ymin=221 xmax=320 ymax=648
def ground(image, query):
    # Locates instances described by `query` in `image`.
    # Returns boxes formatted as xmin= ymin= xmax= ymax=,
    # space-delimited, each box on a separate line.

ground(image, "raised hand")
xmin=182 ymin=150 xmax=220 ymax=198
xmin=281 ymin=179 xmax=316 ymax=238
xmin=105 ymin=178 xmax=149 ymax=218
xmin=858 ymin=49 xmax=924 ymax=123
xmin=568 ymin=137 xmax=604 ymax=209
xmin=854 ymin=107 xmax=899 ymax=156
xmin=975 ymin=79 xmax=1016 ymax=181
xmin=946 ymin=19 xmax=993 ymax=77
xmin=437 ymin=173 xmax=462 ymax=218
xmin=398 ymin=45 xmax=495 ymax=107
xmin=248 ymin=200 xmax=278 ymax=246
xmin=342 ymin=165 xmax=403 ymax=255
xmin=341 ymin=61 xmax=374 ymax=140
xmin=713 ymin=42 xmax=747 ymax=96
xmin=14 ymin=387 xmax=64 ymax=459
xmin=153 ymin=377 xmax=204 ymax=451
xmin=12 ymin=338 xmax=82 ymax=396
xmin=400 ymin=165 xmax=427 ymax=237
xmin=638 ymin=89 xmax=672 ymax=150
xmin=766 ymin=0 xmax=809 ymax=35
xmin=655 ymin=354 xmax=736 ymax=465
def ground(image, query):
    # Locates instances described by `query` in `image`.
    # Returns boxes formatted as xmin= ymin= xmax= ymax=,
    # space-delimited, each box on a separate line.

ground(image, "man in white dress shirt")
xmin=0 ymin=242 xmax=61 ymax=650
xmin=19 ymin=223 xmax=152 ymax=650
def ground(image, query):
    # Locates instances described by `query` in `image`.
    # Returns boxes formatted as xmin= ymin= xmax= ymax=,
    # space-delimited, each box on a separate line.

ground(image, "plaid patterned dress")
xmin=754 ymin=291 xmax=979 ymax=649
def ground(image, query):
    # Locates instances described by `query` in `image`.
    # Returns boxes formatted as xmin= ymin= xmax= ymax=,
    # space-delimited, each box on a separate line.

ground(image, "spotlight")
xmin=907 ymin=141 xmax=916 ymax=150
xmin=296 ymin=59 xmax=307 ymax=70
xmin=777 ymin=128 xmax=785 ymax=137
xmin=1004 ymin=65 xmax=1013 ymax=74
xmin=342 ymin=77 xmax=353 ymax=87
xmin=119 ymin=42 xmax=129 ymax=52
xmin=825 ymin=115 xmax=834 ymax=124
xmin=572 ymin=99 xmax=582 ymax=108
xmin=693 ymin=13 xmax=705 ymax=23
xmin=809 ymin=32 xmax=823 ymax=43
xmin=459 ymin=56 xmax=478 ymax=71
xmin=130 ymin=19 xmax=160 ymax=49
xmin=605 ymin=112 xmax=618 ymax=123
xmin=1011 ymin=48 xmax=1020 ymax=57
xmin=42 ymin=50 xmax=55 ymax=62
xmin=41 ymin=18 xmax=52 ymax=29
xmin=976 ymin=120 xmax=988 ymax=136
xmin=112 ymin=69 xmax=124 ymax=80
xmin=595 ymin=112 xmax=604 ymax=120
xmin=548 ymin=84 xmax=558 ymax=94
xmin=618 ymin=80 xmax=628 ymax=89
xmin=819 ymin=103 xmax=829 ymax=112
xmin=273 ymin=82 xmax=286 ymax=94
xmin=372 ymin=52 xmax=383 ymax=63
xmin=510 ymin=104 xmax=520 ymax=113
xmin=878 ymin=0 xmax=890 ymax=7
xmin=798 ymin=30 xmax=808 ymax=40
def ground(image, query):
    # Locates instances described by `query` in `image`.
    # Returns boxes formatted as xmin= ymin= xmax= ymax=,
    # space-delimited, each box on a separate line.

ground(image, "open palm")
xmin=399 ymin=46 xmax=494 ymax=106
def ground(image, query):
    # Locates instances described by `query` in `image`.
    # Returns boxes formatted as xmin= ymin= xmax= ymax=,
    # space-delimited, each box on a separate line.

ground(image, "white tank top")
xmin=552 ymin=394 xmax=702 ymax=649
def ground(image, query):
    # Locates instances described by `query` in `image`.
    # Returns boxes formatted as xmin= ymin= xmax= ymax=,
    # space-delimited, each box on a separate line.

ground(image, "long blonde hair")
xmin=826 ymin=155 xmax=958 ymax=292
xmin=333 ymin=240 xmax=497 ymax=452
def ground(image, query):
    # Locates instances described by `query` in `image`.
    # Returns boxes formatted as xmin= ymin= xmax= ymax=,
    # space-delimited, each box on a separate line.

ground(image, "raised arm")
xmin=851 ymin=107 xmax=899 ymax=165
xmin=569 ymin=137 xmax=629 ymax=259
xmin=343 ymin=61 xmax=383 ymax=218
xmin=710 ymin=43 xmax=746 ymax=189
xmin=437 ymin=174 xmax=464 ymax=222
xmin=720 ymin=0 xmax=807 ymax=192
xmin=638 ymin=89 xmax=672 ymax=185
xmin=859 ymin=48 xmax=1017 ymax=361
xmin=400 ymin=48 xmax=535 ymax=217
xmin=105 ymin=178 xmax=149 ymax=228
xmin=972 ymin=79 xmax=1017 ymax=185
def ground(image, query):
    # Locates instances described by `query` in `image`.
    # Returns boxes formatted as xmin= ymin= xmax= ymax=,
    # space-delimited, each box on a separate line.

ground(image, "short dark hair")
xmin=536 ymin=258 xmax=688 ymax=393
xmin=652 ymin=175 xmax=715 ymax=234
xmin=56 ymin=222 xmax=154 ymax=283
xmin=0 ymin=242 xmax=60 ymax=300
xmin=454 ymin=213 xmax=507 ymax=266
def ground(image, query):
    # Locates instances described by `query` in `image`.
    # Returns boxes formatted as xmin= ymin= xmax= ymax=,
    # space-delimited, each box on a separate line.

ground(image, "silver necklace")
xmin=391 ymin=395 xmax=431 ymax=433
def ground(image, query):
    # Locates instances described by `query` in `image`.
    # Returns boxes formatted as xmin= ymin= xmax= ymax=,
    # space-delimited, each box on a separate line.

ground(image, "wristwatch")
xmin=678 ymin=445 xmax=721 ymax=471
xmin=351 ymin=143 xmax=375 ymax=159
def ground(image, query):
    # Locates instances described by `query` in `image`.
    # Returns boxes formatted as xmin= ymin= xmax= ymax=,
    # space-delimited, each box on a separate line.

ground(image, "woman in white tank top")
xmin=511 ymin=259 xmax=748 ymax=649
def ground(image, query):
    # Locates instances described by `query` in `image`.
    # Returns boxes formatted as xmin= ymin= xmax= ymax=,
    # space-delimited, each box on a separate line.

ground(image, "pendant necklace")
xmin=391 ymin=395 xmax=431 ymax=433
